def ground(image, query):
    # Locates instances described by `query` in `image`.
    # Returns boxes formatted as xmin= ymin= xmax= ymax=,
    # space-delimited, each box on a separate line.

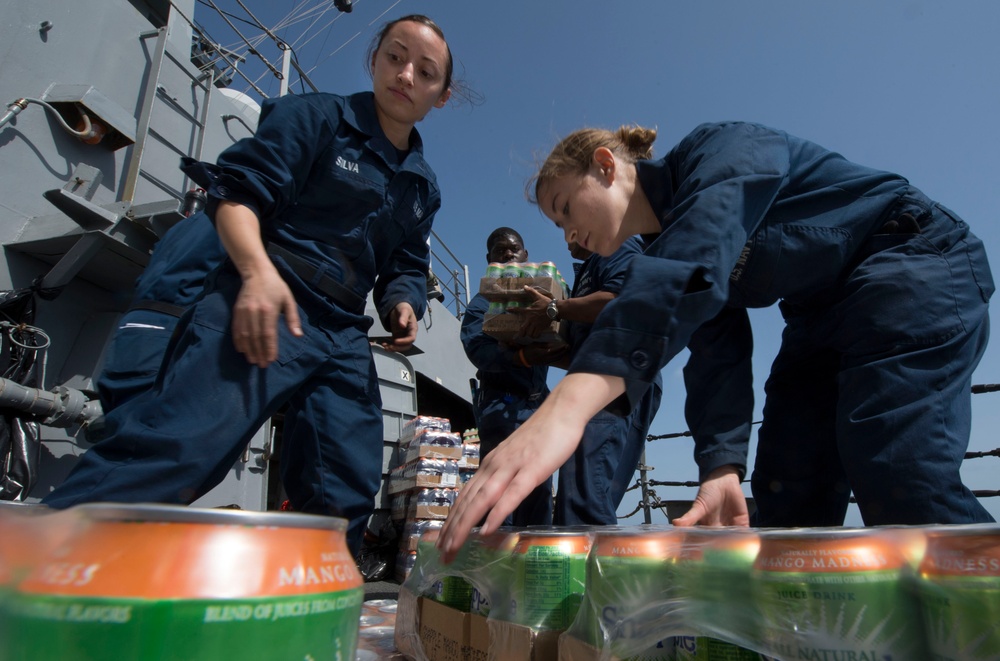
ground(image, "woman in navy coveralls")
xmin=45 ymin=15 xmax=456 ymax=554
xmin=441 ymin=122 xmax=995 ymax=557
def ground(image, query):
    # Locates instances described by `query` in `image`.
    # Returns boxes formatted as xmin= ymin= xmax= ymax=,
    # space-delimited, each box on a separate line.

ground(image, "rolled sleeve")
xmin=182 ymin=94 xmax=337 ymax=223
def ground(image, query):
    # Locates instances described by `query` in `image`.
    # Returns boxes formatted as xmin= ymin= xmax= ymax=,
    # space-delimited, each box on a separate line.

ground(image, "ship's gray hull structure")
xmin=0 ymin=0 xmax=476 ymax=527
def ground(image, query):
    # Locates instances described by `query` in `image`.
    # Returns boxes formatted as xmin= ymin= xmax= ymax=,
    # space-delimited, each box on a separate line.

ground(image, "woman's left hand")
xmin=380 ymin=302 xmax=418 ymax=352
xmin=671 ymin=466 xmax=750 ymax=527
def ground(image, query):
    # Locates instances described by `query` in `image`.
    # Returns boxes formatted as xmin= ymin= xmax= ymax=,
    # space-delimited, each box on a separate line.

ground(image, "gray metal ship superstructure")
xmin=0 ymin=0 xmax=476 ymax=528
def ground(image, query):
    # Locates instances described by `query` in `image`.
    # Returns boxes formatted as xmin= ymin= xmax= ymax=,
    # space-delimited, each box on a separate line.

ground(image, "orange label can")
xmin=571 ymin=526 xmax=684 ymax=659
xmin=7 ymin=504 xmax=363 ymax=661
xmin=917 ymin=523 xmax=1000 ymax=660
xmin=752 ymin=528 xmax=922 ymax=660
xmin=509 ymin=529 xmax=592 ymax=630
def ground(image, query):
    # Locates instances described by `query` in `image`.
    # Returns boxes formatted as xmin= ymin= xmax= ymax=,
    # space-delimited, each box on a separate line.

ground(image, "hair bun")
xmin=616 ymin=125 xmax=657 ymax=160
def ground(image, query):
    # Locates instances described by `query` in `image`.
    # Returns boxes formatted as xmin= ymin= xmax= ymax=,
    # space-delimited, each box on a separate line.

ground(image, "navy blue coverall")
xmin=45 ymin=92 xmax=439 ymax=553
xmin=553 ymin=237 xmax=663 ymax=526
xmin=573 ymin=121 xmax=995 ymax=527
xmin=461 ymin=293 xmax=553 ymax=526
xmin=95 ymin=213 xmax=225 ymax=412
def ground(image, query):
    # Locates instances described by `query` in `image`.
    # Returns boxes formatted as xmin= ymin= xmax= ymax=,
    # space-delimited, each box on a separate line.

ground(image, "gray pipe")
xmin=0 ymin=377 xmax=102 ymax=427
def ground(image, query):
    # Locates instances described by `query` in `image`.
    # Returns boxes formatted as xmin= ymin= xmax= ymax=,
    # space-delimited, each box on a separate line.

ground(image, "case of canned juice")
xmin=479 ymin=261 xmax=568 ymax=344
xmin=395 ymin=524 xmax=1000 ymax=661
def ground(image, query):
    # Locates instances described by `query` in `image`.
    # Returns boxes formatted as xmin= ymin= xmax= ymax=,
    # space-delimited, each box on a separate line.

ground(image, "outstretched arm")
xmin=438 ymin=371 xmax=625 ymax=560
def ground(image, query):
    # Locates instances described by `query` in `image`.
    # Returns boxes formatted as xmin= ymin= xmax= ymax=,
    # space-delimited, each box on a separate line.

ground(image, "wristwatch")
xmin=545 ymin=298 xmax=560 ymax=321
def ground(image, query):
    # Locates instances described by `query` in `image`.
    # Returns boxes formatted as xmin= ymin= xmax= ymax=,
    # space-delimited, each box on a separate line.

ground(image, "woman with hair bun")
xmin=441 ymin=121 xmax=995 ymax=557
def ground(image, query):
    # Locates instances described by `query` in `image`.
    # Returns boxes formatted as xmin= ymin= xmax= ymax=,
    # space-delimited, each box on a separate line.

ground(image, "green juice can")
xmin=413 ymin=527 xmax=474 ymax=612
xmin=917 ymin=523 xmax=1000 ymax=660
xmin=538 ymin=261 xmax=559 ymax=279
xmin=485 ymin=262 xmax=504 ymax=279
xmin=465 ymin=528 xmax=520 ymax=618
xmin=427 ymin=574 xmax=473 ymax=612
xmin=508 ymin=529 xmax=592 ymax=631
xmin=676 ymin=529 xmax=764 ymax=660
xmin=751 ymin=528 xmax=923 ymax=661
xmin=501 ymin=262 xmax=522 ymax=280
xmin=7 ymin=504 xmax=363 ymax=661
xmin=567 ymin=526 xmax=683 ymax=660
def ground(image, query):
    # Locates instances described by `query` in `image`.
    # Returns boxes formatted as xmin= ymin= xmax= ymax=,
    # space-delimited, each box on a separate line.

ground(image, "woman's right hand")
xmin=437 ymin=372 xmax=626 ymax=562
xmin=437 ymin=402 xmax=583 ymax=561
xmin=232 ymin=266 xmax=302 ymax=368
xmin=214 ymin=200 xmax=303 ymax=367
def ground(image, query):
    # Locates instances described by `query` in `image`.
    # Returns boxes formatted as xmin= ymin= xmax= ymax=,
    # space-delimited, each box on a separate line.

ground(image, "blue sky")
xmin=196 ymin=0 xmax=1000 ymax=524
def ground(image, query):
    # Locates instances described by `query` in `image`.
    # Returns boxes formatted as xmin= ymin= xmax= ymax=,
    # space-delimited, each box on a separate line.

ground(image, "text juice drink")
xmin=751 ymin=528 xmax=923 ymax=661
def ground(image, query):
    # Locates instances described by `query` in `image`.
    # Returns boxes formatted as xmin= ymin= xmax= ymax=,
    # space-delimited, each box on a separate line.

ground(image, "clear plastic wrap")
xmin=395 ymin=523 xmax=1000 ymax=661
xmin=478 ymin=261 xmax=569 ymax=344
xmin=399 ymin=416 xmax=452 ymax=446
xmin=388 ymin=458 xmax=461 ymax=494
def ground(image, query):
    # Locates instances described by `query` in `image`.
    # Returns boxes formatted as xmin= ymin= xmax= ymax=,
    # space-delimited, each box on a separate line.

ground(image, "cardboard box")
xmin=396 ymin=587 xmax=473 ymax=661
xmin=421 ymin=597 xmax=472 ymax=661
xmin=408 ymin=502 xmax=452 ymax=521
xmin=391 ymin=491 xmax=411 ymax=522
xmin=400 ymin=442 xmax=463 ymax=465
xmin=394 ymin=587 xmax=423 ymax=659
xmin=481 ymin=312 xmax=565 ymax=345
xmin=464 ymin=613 xmax=491 ymax=661
xmin=458 ymin=443 xmax=480 ymax=469
xmin=389 ymin=459 xmax=460 ymax=495
xmin=478 ymin=274 xmax=569 ymax=345
xmin=487 ymin=619 xmax=562 ymax=661
xmin=558 ymin=634 xmax=606 ymax=660
xmin=478 ymin=275 xmax=565 ymax=302
xmin=395 ymin=493 xmax=456 ymax=524
xmin=396 ymin=587 xmax=562 ymax=661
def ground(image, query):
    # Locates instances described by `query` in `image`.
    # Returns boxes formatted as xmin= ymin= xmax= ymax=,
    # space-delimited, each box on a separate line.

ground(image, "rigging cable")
xmin=298 ymin=0 xmax=408 ymax=81
xmin=179 ymin=1 xmax=269 ymax=97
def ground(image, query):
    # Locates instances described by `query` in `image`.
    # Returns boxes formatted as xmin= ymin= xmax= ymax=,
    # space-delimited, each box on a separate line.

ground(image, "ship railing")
xmin=429 ymin=228 xmax=471 ymax=320
xmin=624 ymin=392 xmax=1000 ymax=524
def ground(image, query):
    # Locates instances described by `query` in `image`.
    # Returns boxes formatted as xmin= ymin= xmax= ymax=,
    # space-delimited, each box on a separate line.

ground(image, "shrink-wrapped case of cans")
xmin=394 ymin=523 xmax=1000 ymax=661
xmin=478 ymin=261 xmax=569 ymax=344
